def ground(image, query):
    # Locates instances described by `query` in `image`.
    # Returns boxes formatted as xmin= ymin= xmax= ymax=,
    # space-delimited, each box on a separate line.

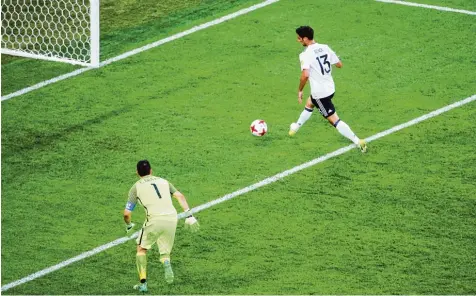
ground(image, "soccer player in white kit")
xmin=289 ymin=26 xmax=367 ymax=153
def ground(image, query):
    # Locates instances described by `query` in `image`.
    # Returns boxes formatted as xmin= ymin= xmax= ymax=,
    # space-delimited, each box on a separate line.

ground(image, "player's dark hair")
xmin=137 ymin=160 xmax=151 ymax=177
xmin=296 ymin=26 xmax=314 ymax=40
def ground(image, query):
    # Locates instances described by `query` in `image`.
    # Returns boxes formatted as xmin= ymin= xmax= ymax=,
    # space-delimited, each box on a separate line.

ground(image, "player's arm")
xmin=297 ymin=69 xmax=309 ymax=104
xmin=124 ymin=184 xmax=138 ymax=233
xmin=298 ymin=53 xmax=310 ymax=103
xmin=328 ymin=45 xmax=342 ymax=68
xmin=299 ymin=69 xmax=309 ymax=91
xmin=172 ymin=191 xmax=191 ymax=213
xmin=124 ymin=209 xmax=132 ymax=224
xmin=170 ymin=183 xmax=199 ymax=232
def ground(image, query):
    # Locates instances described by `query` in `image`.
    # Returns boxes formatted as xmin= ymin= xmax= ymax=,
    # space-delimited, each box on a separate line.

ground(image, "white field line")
xmin=2 ymin=94 xmax=475 ymax=292
xmin=375 ymin=0 xmax=476 ymax=15
xmin=0 ymin=0 xmax=279 ymax=101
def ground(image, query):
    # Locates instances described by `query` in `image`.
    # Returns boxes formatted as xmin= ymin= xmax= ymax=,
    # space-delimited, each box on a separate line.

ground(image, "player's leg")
xmin=318 ymin=96 xmax=367 ymax=153
xmin=289 ymin=96 xmax=314 ymax=136
xmin=156 ymin=217 xmax=178 ymax=284
xmin=329 ymin=114 xmax=367 ymax=152
xmin=133 ymin=244 xmax=148 ymax=292
xmin=133 ymin=223 xmax=159 ymax=292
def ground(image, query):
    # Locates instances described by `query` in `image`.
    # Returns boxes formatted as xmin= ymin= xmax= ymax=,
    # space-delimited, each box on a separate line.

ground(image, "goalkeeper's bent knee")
xmin=160 ymin=254 xmax=171 ymax=264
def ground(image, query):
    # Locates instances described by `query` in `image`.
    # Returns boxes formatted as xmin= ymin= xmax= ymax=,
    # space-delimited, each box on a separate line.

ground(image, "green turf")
xmin=1 ymin=0 xmax=262 ymax=95
xmin=2 ymin=0 xmax=475 ymax=294
xmin=404 ymin=0 xmax=476 ymax=10
xmin=4 ymin=93 xmax=475 ymax=295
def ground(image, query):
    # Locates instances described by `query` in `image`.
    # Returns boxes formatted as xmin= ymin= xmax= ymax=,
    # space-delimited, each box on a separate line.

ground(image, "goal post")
xmin=1 ymin=0 xmax=100 ymax=67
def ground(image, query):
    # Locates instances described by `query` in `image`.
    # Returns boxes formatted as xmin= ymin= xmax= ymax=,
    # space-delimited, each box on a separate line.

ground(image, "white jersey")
xmin=299 ymin=43 xmax=340 ymax=99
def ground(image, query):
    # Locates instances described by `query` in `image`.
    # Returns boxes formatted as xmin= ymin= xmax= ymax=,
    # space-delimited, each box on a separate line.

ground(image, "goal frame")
xmin=1 ymin=0 xmax=100 ymax=67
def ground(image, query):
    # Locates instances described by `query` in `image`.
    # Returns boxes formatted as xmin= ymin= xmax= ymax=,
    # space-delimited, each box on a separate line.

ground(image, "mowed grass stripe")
xmin=0 ymin=0 xmax=279 ymax=101
xmin=3 ymin=94 xmax=474 ymax=292
xmin=375 ymin=0 xmax=476 ymax=15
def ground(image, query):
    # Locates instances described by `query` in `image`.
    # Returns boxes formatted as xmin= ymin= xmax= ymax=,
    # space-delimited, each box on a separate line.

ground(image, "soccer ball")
xmin=250 ymin=119 xmax=267 ymax=136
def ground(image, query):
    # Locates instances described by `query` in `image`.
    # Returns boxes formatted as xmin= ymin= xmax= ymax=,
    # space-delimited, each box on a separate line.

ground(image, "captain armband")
xmin=125 ymin=201 xmax=136 ymax=211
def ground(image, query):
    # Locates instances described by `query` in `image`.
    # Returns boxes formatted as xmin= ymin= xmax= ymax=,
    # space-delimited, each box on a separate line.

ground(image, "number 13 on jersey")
xmin=316 ymin=54 xmax=331 ymax=75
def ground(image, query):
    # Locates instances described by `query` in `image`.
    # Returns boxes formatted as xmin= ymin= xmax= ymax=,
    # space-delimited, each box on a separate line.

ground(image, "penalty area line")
xmin=375 ymin=0 xmax=476 ymax=15
xmin=1 ymin=94 xmax=475 ymax=291
xmin=1 ymin=0 xmax=280 ymax=101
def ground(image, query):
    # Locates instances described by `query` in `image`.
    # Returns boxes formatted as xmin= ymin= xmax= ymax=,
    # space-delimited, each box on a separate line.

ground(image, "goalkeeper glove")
xmin=184 ymin=212 xmax=200 ymax=233
xmin=126 ymin=222 xmax=135 ymax=233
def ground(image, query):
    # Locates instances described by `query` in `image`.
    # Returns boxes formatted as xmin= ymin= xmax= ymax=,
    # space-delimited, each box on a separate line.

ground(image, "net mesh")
xmin=1 ymin=0 xmax=92 ymax=64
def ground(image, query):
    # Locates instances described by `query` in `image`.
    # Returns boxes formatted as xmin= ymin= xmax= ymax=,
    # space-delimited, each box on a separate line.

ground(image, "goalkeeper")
xmin=123 ymin=160 xmax=199 ymax=292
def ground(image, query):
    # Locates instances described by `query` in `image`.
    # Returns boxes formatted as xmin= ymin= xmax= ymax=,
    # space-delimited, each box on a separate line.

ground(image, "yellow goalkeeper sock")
xmin=136 ymin=253 xmax=147 ymax=283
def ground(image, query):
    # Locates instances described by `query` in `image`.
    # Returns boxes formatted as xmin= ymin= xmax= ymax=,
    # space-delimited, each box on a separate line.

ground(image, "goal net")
xmin=1 ymin=0 xmax=99 ymax=67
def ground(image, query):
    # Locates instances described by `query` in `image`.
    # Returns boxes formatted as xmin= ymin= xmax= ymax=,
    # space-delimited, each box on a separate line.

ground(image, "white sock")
xmin=335 ymin=120 xmax=359 ymax=144
xmin=297 ymin=108 xmax=313 ymax=126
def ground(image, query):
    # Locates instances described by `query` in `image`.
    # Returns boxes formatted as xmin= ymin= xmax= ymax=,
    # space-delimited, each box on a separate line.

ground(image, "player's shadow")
xmin=3 ymin=104 xmax=132 ymax=157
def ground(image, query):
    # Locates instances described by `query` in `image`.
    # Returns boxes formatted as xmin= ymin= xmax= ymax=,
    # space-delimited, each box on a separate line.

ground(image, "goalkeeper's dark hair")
xmin=137 ymin=160 xmax=152 ymax=177
xmin=296 ymin=26 xmax=314 ymax=40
